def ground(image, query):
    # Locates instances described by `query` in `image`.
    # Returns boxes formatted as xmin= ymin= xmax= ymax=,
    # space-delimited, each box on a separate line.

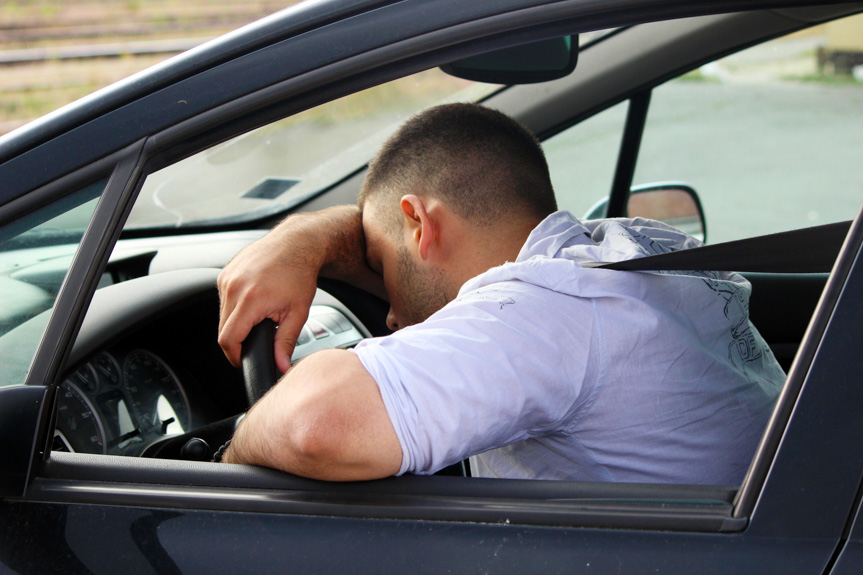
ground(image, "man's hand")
xmin=218 ymin=205 xmax=384 ymax=373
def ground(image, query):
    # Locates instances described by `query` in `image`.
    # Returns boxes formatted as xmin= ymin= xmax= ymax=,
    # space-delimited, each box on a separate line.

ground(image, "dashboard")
xmin=0 ymin=231 xmax=387 ymax=460
xmin=54 ymin=297 xmax=369 ymax=457
xmin=44 ymin=223 xmax=386 ymax=458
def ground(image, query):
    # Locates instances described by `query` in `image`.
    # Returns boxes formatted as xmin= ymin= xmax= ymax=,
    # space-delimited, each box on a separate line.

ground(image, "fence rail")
xmin=0 ymin=38 xmax=206 ymax=65
xmin=0 ymin=1 xmax=292 ymax=136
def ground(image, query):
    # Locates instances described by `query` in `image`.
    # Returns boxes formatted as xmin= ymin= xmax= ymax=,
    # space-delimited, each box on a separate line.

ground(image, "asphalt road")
xmin=549 ymin=79 xmax=863 ymax=244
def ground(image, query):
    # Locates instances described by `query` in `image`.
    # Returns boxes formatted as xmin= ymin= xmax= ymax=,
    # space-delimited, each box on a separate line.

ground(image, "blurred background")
xmin=2 ymin=2 xmax=862 ymax=139
xmin=0 ymin=0 xmax=293 ymax=136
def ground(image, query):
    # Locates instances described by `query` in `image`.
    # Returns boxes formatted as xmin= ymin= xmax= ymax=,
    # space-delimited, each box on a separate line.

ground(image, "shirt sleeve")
xmin=350 ymin=281 xmax=595 ymax=475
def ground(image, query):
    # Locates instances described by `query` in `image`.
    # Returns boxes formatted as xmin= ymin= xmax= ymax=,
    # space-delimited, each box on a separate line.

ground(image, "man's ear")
xmin=399 ymin=195 xmax=436 ymax=260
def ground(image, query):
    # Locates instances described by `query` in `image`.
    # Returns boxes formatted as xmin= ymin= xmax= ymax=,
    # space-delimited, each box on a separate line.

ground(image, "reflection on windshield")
xmin=0 ymin=185 xmax=104 ymax=387
xmin=130 ymin=69 xmax=500 ymax=230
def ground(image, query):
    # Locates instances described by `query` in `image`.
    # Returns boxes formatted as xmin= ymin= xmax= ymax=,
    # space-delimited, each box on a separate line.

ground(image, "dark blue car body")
xmin=1 ymin=1 xmax=863 ymax=572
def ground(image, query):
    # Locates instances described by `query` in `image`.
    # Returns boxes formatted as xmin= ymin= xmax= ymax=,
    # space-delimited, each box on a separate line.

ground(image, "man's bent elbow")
xmin=280 ymin=417 xmax=398 ymax=481
xmin=224 ymin=349 xmax=402 ymax=481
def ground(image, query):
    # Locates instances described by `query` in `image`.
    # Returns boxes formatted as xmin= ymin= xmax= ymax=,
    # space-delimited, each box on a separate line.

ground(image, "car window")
xmin=544 ymin=101 xmax=628 ymax=218
xmin=633 ymin=15 xmax=863 ymax=243
xmin=129 ymin=69 xmax=500 ymax=230
xmin=0 ymin=179 xmax=107 ymax=388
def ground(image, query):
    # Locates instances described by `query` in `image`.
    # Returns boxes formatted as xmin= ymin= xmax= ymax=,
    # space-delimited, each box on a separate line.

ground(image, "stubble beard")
xmin=395 ymin=244 xmax=451 ymax=328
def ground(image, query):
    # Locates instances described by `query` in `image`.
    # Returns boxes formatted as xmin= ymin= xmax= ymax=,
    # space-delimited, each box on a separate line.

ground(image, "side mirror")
xmin=0 ymin=385 xmax=51 ymax=496
xmin=440 ymin=36 xmax=578 ymax=84
xmin=583 ymin=182 xmax=707 ymax=243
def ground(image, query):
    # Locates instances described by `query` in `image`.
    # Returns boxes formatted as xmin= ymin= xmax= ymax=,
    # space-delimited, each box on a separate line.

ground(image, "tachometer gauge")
xmin=94 ymin=351 xmax=121 ymax=388
xmin=53 ymin=381 xmax=106 ymax=454
xmin=122 ymin=350 xmax=191 ymax=436
xmin=68 ymin=363 xmax=99 ymax=394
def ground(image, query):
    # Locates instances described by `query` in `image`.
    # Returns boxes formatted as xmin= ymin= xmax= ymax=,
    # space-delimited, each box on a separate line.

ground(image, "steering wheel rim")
xmin=241 ymin=319 xmax=280 ymax=407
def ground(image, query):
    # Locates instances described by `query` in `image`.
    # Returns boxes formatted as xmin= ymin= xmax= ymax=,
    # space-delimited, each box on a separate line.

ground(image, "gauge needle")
xmin=160 ymin=417 xmax=176 ymax=434
xmin=108 ymin=428 xmax=141 ymax=449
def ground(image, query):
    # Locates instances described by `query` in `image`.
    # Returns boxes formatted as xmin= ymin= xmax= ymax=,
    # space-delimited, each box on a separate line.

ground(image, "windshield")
xmin=0 ymin=180 xmax=106 ymax=388
xmin=128 ymin=69 xmax=500 ymax=230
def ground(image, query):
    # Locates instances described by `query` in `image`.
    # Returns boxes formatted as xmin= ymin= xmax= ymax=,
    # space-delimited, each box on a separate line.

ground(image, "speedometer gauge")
xmin=54 ymin=381 xmax=106 ymax=454
xmin=122 ymin=350 xmax=191 ymax=436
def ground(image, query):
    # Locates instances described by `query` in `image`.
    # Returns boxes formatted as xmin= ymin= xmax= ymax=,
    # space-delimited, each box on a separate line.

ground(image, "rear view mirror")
xmin=440 ymin=36 xmax=578 ymax=84
xmin=584 ymin=182 xmax=707 ymax=242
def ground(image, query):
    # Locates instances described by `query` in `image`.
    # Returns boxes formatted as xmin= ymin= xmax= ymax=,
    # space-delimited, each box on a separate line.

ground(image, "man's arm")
xmin=218 ymin=205 xmax=385 ymax=373
xmin=222 ymin=349 xmax=403 ymax=481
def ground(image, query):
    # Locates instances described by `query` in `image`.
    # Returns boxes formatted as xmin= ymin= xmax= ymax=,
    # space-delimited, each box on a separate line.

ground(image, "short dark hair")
xmin=358 ymin=103 xmax=557 ymax=234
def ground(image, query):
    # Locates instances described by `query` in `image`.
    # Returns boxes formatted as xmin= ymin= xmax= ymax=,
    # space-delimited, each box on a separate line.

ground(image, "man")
xmin=217 ymin=103 xmax=785 ymax=483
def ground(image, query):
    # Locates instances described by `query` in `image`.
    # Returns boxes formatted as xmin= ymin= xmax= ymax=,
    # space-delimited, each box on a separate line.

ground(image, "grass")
xmin=783 ymin=73 xmax=863 ymax=86
xmin=0 ymin=1 xmax=292 ymax=135
xmin=676 ymin=69 xmax=721 ymax=83
xmin=0 ymin=0 xmax=487 ymax=136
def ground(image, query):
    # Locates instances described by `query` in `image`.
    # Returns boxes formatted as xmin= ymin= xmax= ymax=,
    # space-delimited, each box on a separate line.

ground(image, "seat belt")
xmin=580 ymin=220 xmax=852 ymax=274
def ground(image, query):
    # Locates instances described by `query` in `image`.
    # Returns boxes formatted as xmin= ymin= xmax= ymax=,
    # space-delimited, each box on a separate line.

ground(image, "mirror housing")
xmin=0 ymin=385 xmax=51 ymax=497
xmin=441 ymin=36 xmax=578 ymax=84
xmin=584 ymin=182 xmax=707 ymax=243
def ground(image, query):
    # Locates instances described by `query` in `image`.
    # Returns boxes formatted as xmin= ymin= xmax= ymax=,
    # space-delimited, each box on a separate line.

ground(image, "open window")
xmin=10 ymin=8 xmax=862 ymax=547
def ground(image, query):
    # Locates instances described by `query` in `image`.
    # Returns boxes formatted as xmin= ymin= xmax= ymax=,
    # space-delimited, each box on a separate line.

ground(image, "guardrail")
xmin=0 ymin=38 xmax=206 ymax=65
xmin=0 ymin=0 xmax=290 ymax=135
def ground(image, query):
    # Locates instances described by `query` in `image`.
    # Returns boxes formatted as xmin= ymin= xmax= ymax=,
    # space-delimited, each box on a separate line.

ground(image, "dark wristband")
xmin=212 ymin=439 xmax=232 ymax=463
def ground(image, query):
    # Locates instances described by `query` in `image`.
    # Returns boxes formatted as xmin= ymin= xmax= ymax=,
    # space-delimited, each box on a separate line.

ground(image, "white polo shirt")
xmin=351 ymin=211 xmax=785 ymax=484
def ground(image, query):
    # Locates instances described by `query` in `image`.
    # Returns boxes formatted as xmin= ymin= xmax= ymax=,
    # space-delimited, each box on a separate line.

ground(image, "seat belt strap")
xmin=580 ymin=220 xmax=852 ymax=274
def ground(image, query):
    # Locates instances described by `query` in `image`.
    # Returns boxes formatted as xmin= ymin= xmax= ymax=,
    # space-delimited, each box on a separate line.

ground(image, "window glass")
xmin=130 ymin=70 xmax=500 ymax=230
xmin=0 ymin=180 xmax=106 ymax=388
xmin=544 ymin=101 xmax=628 ymax=218
xmin=634 ymin=16 xmax=863 ymax=243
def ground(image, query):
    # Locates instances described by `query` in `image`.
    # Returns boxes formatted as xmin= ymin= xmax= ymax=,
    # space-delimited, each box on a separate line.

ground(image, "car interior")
xmin=2 ymin=3 xmax=861 ymax=531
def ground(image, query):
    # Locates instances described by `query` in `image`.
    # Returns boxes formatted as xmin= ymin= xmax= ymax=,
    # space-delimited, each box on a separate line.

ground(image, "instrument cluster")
xmin=54 ymin=348 xmax=192 ymax=456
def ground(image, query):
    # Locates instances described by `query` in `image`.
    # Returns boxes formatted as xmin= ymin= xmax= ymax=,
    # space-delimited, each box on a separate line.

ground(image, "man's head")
xmin=358 ymin=103 xmax=557 ymax=234
xmin=359 ymin=103 xmax=557 ymax=330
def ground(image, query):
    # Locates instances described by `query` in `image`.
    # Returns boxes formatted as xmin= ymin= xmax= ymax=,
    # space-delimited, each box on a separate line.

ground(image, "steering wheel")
xmin=142 ymin=319 xmax=279 ymax=460
xmin=241 ymin=318 xmax=280 ymax=407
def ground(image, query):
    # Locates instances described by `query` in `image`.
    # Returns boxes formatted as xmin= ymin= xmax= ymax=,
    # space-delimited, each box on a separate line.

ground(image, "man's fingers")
xmin=217 ymin=282 xmax=232 ymax=330
xmin=274 ymin=335 xmax=294 ymax=375
xmin=218 ymin=306 xmax=257 ymax=368
xmin=217 ymin=294 xmax=235 ymax=341
xmin=273 ymin=310 xmax=310 ymax=374
xmin=219 ymin=299 xmax=311 ymax=373
xmin=217 ymin=270 xmax=243 ymax=358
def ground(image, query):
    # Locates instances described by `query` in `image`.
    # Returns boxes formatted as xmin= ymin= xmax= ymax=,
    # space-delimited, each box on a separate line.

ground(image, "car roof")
xmin=490 ymin=4 xmax=863 ymax=139
xmin=0 ymin=0 xmax=857 ymax=206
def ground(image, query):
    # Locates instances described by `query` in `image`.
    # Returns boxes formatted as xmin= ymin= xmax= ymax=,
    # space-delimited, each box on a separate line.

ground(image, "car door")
xmin=0 ymin=141 xmax=146 ymax=494
xmin=3 ymin=2 xmax=863 ymax=573
xmin=830 ymin=477 xmax=863 ymax=575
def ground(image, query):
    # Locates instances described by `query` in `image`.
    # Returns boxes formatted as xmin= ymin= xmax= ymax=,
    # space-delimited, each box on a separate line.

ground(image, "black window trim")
xmin=25 ymin=140 xmax=148 ymax=473
xmin=33 ymin=451 xmax=744 ymax=532
xmin=607 ymin=90 xmax=652 ymax=217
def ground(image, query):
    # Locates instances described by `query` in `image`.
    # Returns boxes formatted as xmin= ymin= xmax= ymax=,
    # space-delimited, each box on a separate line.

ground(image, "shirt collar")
xmin=516 ymin=211 xmax=593 ymax=262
